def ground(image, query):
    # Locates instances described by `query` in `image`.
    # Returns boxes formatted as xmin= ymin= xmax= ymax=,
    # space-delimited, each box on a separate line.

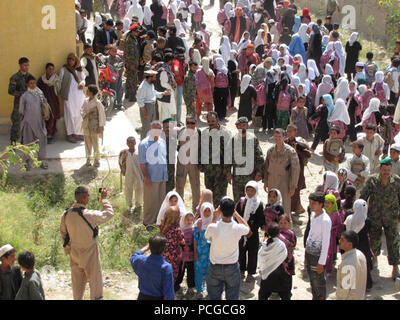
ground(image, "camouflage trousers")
xmin=10 ymin=101 xmax=21 ymax=143
xmin=369 ymin=217 xmax=399 ymax=265
xmin=232 ymin=175 xmax=253 ymax=204
xmin=125 ymin=69 xmax=138 ymax=100
xmin=203 ymin=166 xmax=228 ymax=207
xmin=185 ymin=100 xmax=196 ymax=118
xmin=166 ymin=163 xmax=176 ymax=193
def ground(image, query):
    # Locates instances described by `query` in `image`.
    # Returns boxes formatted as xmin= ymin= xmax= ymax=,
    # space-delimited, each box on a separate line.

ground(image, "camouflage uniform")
xmin=199 ymin=125 xmax=231 ymax=207
xmin=226 ymin=132 xmax=265 ymax=203
xmin=166 ymin=134 xmax=177 ymax=193
xmin=360 ymin=174 xmax=400 ymax=266
xmin=183 ymin=70 xmax=197 ymax=116
xmin=123 ymin=34 xmax=140 ymax=101
xmin=8 ymin=71 xmax=31 ymax=143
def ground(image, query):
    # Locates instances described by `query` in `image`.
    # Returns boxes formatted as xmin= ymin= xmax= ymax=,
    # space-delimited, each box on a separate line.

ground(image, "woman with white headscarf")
xmin=372 ymin=71 xmax=390 ymax=106
xmin=297 ymin=24 xmax=310 ymax=48
xmin=329 ymin=98 xmax=350 ymax=139
xmin=334 ymin=78 xmax=350 ymax=103
xmin=297 ymin=63 xmax=307 ymax=83
xmin=220 ymin=35 xmax=231 ymax=65
xmin=345 ymin=32 xmax=362 ymax=81
xmin=357 ymin=97 xmax=381 ymax=129
xmin=257 ymin=222 xmax=289 ymax=300
xmin=254 ymin=29 xmax=265 ymax=58
xmin=213 ymin=57 xmax=229 ymax=120
xmin=156 ymin=191 xmax=187 ymax=225
xmin=344 ymin=199 xmax=373 ymax=289
xmin=307 ymin=59 xmax=320 ymax=78
xmin=237 ymin=31 xmax=251 ymax=52
xmin=228 ymin=49 xmax=239 ymax=108
xmin=236 ymin=181 xmax=265 ymax=281
xmin=334 ymin=41 xmax=346 ymax=77
xmin=174 ymin=19 xmax=190 ymax=62
xmin=123 ymin=16 xmax=131 ymax=32
xmin=314 ymin=75 xmax=333 ymax=108
xmin=125 ymin=0 xmax=144 ymax=24
xmin=238 ymin=74 xmax=257 ymax=120
xmin=316 ymin=171 xmax=340 ymax=203
xmin=94 ymin=13 xmax=103 ymax=33
xmin=195 ymin=57 xmax=214 ymax=117
xmin=321 ymin=35 xmax=330 ymax=52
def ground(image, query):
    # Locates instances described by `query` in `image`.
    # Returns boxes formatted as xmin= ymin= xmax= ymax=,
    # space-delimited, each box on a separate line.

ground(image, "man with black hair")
xmin=130 ymin=234 xmax=174 ymax=300
xmin=324 ymin=15 xmax=333 ymax=33
xmin=166 ymin=26 xmax=185 ymax=52
xmin=81 ymin=43 xmax=99 ymax=87
xmin=152 ymin=36 xmax=166 ymax=60
xmin=15 ymin=251 xmax=45 ymax=300
xmin=60 ymin=186 xmax=114 ymax=300
xmin=172 ymin=47 xmax=185 ymax=123
xmin=305 ymin=191 xmax=332 ymax=300
xmin=151 ymin=0 xmax=166 ymax=31
xmin=157 ymin=26 xmax=168 ymax=38
xmin=337 ymin=230 xmax=367 ymax=300
xmin=94 ymin=19 xmax=118 ymax=54
xmin=360 ymin=123 xmax=384 ymax=174
xmin=0 ymin=244 xmax=22 ymax=300
xmin=205 ymin=197 xmax=250 ymax=300
xmin=8 ymin=57 xmax=32 ymax=144
xmin=345 ymin=141 xmax=370 ymax=190
xmin=183 ymin=61 xmax=198 ymax=116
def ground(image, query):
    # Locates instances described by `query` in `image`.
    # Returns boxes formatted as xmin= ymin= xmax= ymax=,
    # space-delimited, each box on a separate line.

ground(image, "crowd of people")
xmin=3 ymin=0 xmax=400 ymax=301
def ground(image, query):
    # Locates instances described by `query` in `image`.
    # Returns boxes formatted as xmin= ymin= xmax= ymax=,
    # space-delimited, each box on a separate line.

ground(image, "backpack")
xmin=365 ymin=61 xmax=377 ymax=78
xmin=384 ymin=68 xmax=395 ymax=91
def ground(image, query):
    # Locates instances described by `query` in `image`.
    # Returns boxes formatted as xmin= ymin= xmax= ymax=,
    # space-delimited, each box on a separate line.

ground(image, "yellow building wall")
xmin=0 ymin=0 xmax=76 ymax=122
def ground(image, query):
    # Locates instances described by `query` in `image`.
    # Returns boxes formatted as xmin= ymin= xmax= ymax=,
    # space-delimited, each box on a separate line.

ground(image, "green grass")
xmin=0 ymin=172 xmax=158 ymax=272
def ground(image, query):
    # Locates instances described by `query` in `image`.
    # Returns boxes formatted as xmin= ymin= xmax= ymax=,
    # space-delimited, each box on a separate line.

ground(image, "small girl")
xmin=195 ymin=189 xmax=213 ymax=219
xmin=372 ymin=71 xmax=390 ymax=107
xmin=235 ymin=181 xmax=265 ymax=282
xmin=290 ymin=95 xmax=309 ymax=139
xmin=310 ymin=94 xmax=332 ymax=151
xmin=340 ymin=184 xmax=357 ymax=223
xmin=160 ymin=206 xmax=185 ymax=293
xmin=194 ymin=202 xmax=213 ymax=299
xmin=324 ymin=194 xmax=343 ymax=276
xmin=274 ymin=72 xmax=294 ymax=130
xmin=258 ymin=223 xmax=291 ymax=300
xmin=278 ymin=214 xmax=297 ymax=277
xmin=80 ymin=84 xmax=106 ymax=168
xmin=175 ymin=212 xmax=196 ymax=296
xmin=264 ymin=189 xmax=285 ymax=235
xmin=338 ymin=168 xmax=355 ymax=200
xmin=156 ymin=191 xmax=186 ymax=225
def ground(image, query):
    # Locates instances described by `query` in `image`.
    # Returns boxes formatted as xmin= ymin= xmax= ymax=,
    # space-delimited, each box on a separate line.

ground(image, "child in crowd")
xmin=382 ymin=104 xmax=399 ymax=157
xmin=290 ymin=96 xmax=309 ymax=139
xmin=345 ymin=141 xmax=370 ymax=191
xmin=364 ymin=52 xmax=379 ymax=86
xmin=337 ymin=168 xmax=355 ymax=201
xmin=195 ymin=189 xmax=213 ymax=218
xmin=119 ymin=136 xmax=143 ymax=214
xmin=324 ymin=194 xmax=343 ymax=276
xmin=310 ymin=94 xmax=332 ymax=152
xmin=360 ymin=123 xmax=384 ymax=174
xmin=15 ymin=251 xmax=45 ymax=300
xmin=160 ymin=207 xmax=185 ymax=294
xmin=274 ymin=72 xmax=294 ymax=130
xmin=175 ymin=212 xmax=196 ymax=296
xmin=194 ymin=202 xmax=213 ymax=299
xmin=340 ymin=184 xmax=357 ymax=221
xmin=156 ymin=191 xmax=186 ymax=225
xmin=258 ymin=223 xmax=291 ymax=300
xmin=316 ymin=171 xmax=341 ymax=206
xmin=264 ymin=189 xmax=285 ymax=235
xmin=235 ymin=181 xmax=265 ymax=282
xmin=322 ymin=126 xmax=345 ymax=173
xmin=279 ymin=214 xmax=296 ymax=277
xmin=0 ymin=244 xmax=22 ymax=300
xmin=80 ymin=84 xmax=106 ymax=168
xmin=354 ymin=62 xmax=366 ymax=85
xmin=390 ymin=143 xmax=400 ymax=176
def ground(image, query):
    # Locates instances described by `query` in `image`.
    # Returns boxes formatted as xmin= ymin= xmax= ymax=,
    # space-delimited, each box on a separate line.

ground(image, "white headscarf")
xmin=220 ymin=35 xmax=231 ymax=64
xmin=156 ymin=191 xmax=187 ymax=225
xmin=279 ymin=44 xmax=290 ymax=56
xmin=375 ymin=71 xmax=384 ymax=83
xmin=348 ymin=32 xmax=358 ymax=46
xmin=285 ymin=64 xmax=293 ymax=78
xmin=198 ymin=202 xmax=214 ymax=230
xmin=143 ymin=4 xmax=153 ymax=25
xmin=298 ymin=24 xmax=310 ymax=44
xmin=334 ymin=41 xmax=346 ymax=76
xmin=125 ymin=0 xmax=144 ymax=24
xmin=324 ymin=64 xmax=334 ymax=75
xmin=344 ymin=199 xmax=368 ymax=234
xmin=174 ymin=18 xmax=185 ymax=36
xmin=243 ymin=181 xmax=261 ymax=222
xmin=240 ymin=74 xmax=252 ymax=94
xmin=334 ymin=78 xmax=350 ymax=103
xmin=237 ymin=31 xmax=251 ymax=52
xmin=180 ymin=211 xmax=195 ymax=230
xmin=215 ymin=57 xmax=228 ymax=75
xmin=123 ymin=17 xmax=131 ymax=32
xmin=269 ymin=188 xmax=282 ymax=207
xmin=95 ymin=13 xmax=103 ymax=30
xmin=322 ymin=35 xmax=330 ymax=47
xmin=231 ymin=42 xmax=238 ymax=51
xmin=357 ymin=97 xmax=381 ymax=126
xmin=329 ymin=98 xmax=350 ymax=125
xmin=188 ymin=0 xmax=198 ymax=13
xmin=254 ymin=29 xmax=265 ymax=48
xmin=358 ymin=84 xmax=367 ymax=96
xmin=324 ymin=171 xmax=339 ymax=192
xmin=307 ymin=59 xmax=320 ymax=77
xmin=258 ymin=237 xmax=288 ymax=280
xmin=308 ymin=68 xmax=316 ymax=81
xmin=298 ymin=63 xmax=307 ymax=83
xmin=294 ymin=54 xmax=304 ymax=64
xmin=192 ymin=49 xmax=202 ymax=66
xmin=292 ymin=75 xmax=301 ymax=90
xmin=271 ymin=49 xmax=279 ymax=60
xmin=201 ymin=56 xmax=214 ymax=76
xmin=224 ymin=1 xmax=233 ymax=16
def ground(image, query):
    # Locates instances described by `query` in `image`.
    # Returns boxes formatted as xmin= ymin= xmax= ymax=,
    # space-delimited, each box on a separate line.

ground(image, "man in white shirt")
xmin=305 ymin=192 xmax=332 ymax=300
xmin=345 ymin=141 xmax=370 ymax=191
xmin=205 ymin=197 xmax=250 ymax=300
xmin=360 ymin=124 xmax=384 ymax=174
xmin=336 ymin=230 xmax=367 ymax=300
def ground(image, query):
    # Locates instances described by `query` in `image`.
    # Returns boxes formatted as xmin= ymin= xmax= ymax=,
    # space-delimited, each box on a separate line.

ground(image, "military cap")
xmin=379 ymin=158 xmax=393 ymax=166
xmin=235 ymin=117 xmax=249 ymax=125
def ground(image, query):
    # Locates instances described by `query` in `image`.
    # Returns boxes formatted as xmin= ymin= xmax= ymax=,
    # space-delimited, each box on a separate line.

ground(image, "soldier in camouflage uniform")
xmin=183 ymin=61 xmax=198 ymax=117
xmin=226 ymin=117 xmax=264 ymax=203
xmin=8 ymin=57 xmax=32 ymax=144
xmin=123 ymin=25 xmax=140 ymax=102
xmin=360 ymin=158 xmax=400 ymax=279
xmin=163 ymin=118 xmax=177 ymax=193
xmin=198 ymin=112 xmax=231 ymax=207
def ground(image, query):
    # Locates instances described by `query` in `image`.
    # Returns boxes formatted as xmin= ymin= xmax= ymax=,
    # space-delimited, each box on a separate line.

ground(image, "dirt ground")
xmin=38 ymin=3 xmax=400 ymax=300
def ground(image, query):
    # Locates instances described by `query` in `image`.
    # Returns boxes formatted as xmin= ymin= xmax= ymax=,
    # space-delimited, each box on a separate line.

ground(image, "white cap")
xmin=0 ymin=244 xmax=14 ymax=259
xmin=391 ymin=143 xmax=400 ymax=152
xmin=268 ymin=19 xmax=275 ymax=24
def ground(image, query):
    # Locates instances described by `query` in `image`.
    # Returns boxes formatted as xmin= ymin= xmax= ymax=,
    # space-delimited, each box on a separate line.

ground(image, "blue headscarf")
xmin=292 ymin=16 xmax=301 ymax=33
xmin=288 ymin=34 xmax=306 ymax=64
xmin=323 ymin=94 xmax=335 ymax=125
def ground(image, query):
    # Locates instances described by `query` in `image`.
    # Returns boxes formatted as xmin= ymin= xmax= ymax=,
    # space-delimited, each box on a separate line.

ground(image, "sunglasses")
xmin=186 ymin=121 xmax=196 ymax=125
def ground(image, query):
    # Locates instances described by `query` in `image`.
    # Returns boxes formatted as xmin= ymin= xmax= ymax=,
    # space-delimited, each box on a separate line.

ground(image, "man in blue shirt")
xmin=130 ymin=234 xmax=174 ymax=300
xmin=139 ymin=121 xmax=168 ymax=227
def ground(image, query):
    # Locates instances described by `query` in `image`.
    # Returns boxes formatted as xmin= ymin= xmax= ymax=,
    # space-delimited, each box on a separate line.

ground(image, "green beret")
xmin=379 ymin=158 xmax=393 ymax=166
xmin=162 ymin=118 xmax=174 ymax=124
xmin=235 ymin=117 xmax=249 ymax=125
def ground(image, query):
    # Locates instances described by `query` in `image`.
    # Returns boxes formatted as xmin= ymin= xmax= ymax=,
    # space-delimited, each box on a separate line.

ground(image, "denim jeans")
xmin=207 ymin=263 xmax=241 ymax=300
xmin=305 ymin=252 xmax=326 ymax=300
xmin=176 ymin=85 xmax=183 ymax=123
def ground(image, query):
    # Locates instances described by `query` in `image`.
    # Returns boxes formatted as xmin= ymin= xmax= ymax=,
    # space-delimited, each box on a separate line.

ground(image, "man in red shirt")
xmin=172 ymin=46 xmax=185 ymax=125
